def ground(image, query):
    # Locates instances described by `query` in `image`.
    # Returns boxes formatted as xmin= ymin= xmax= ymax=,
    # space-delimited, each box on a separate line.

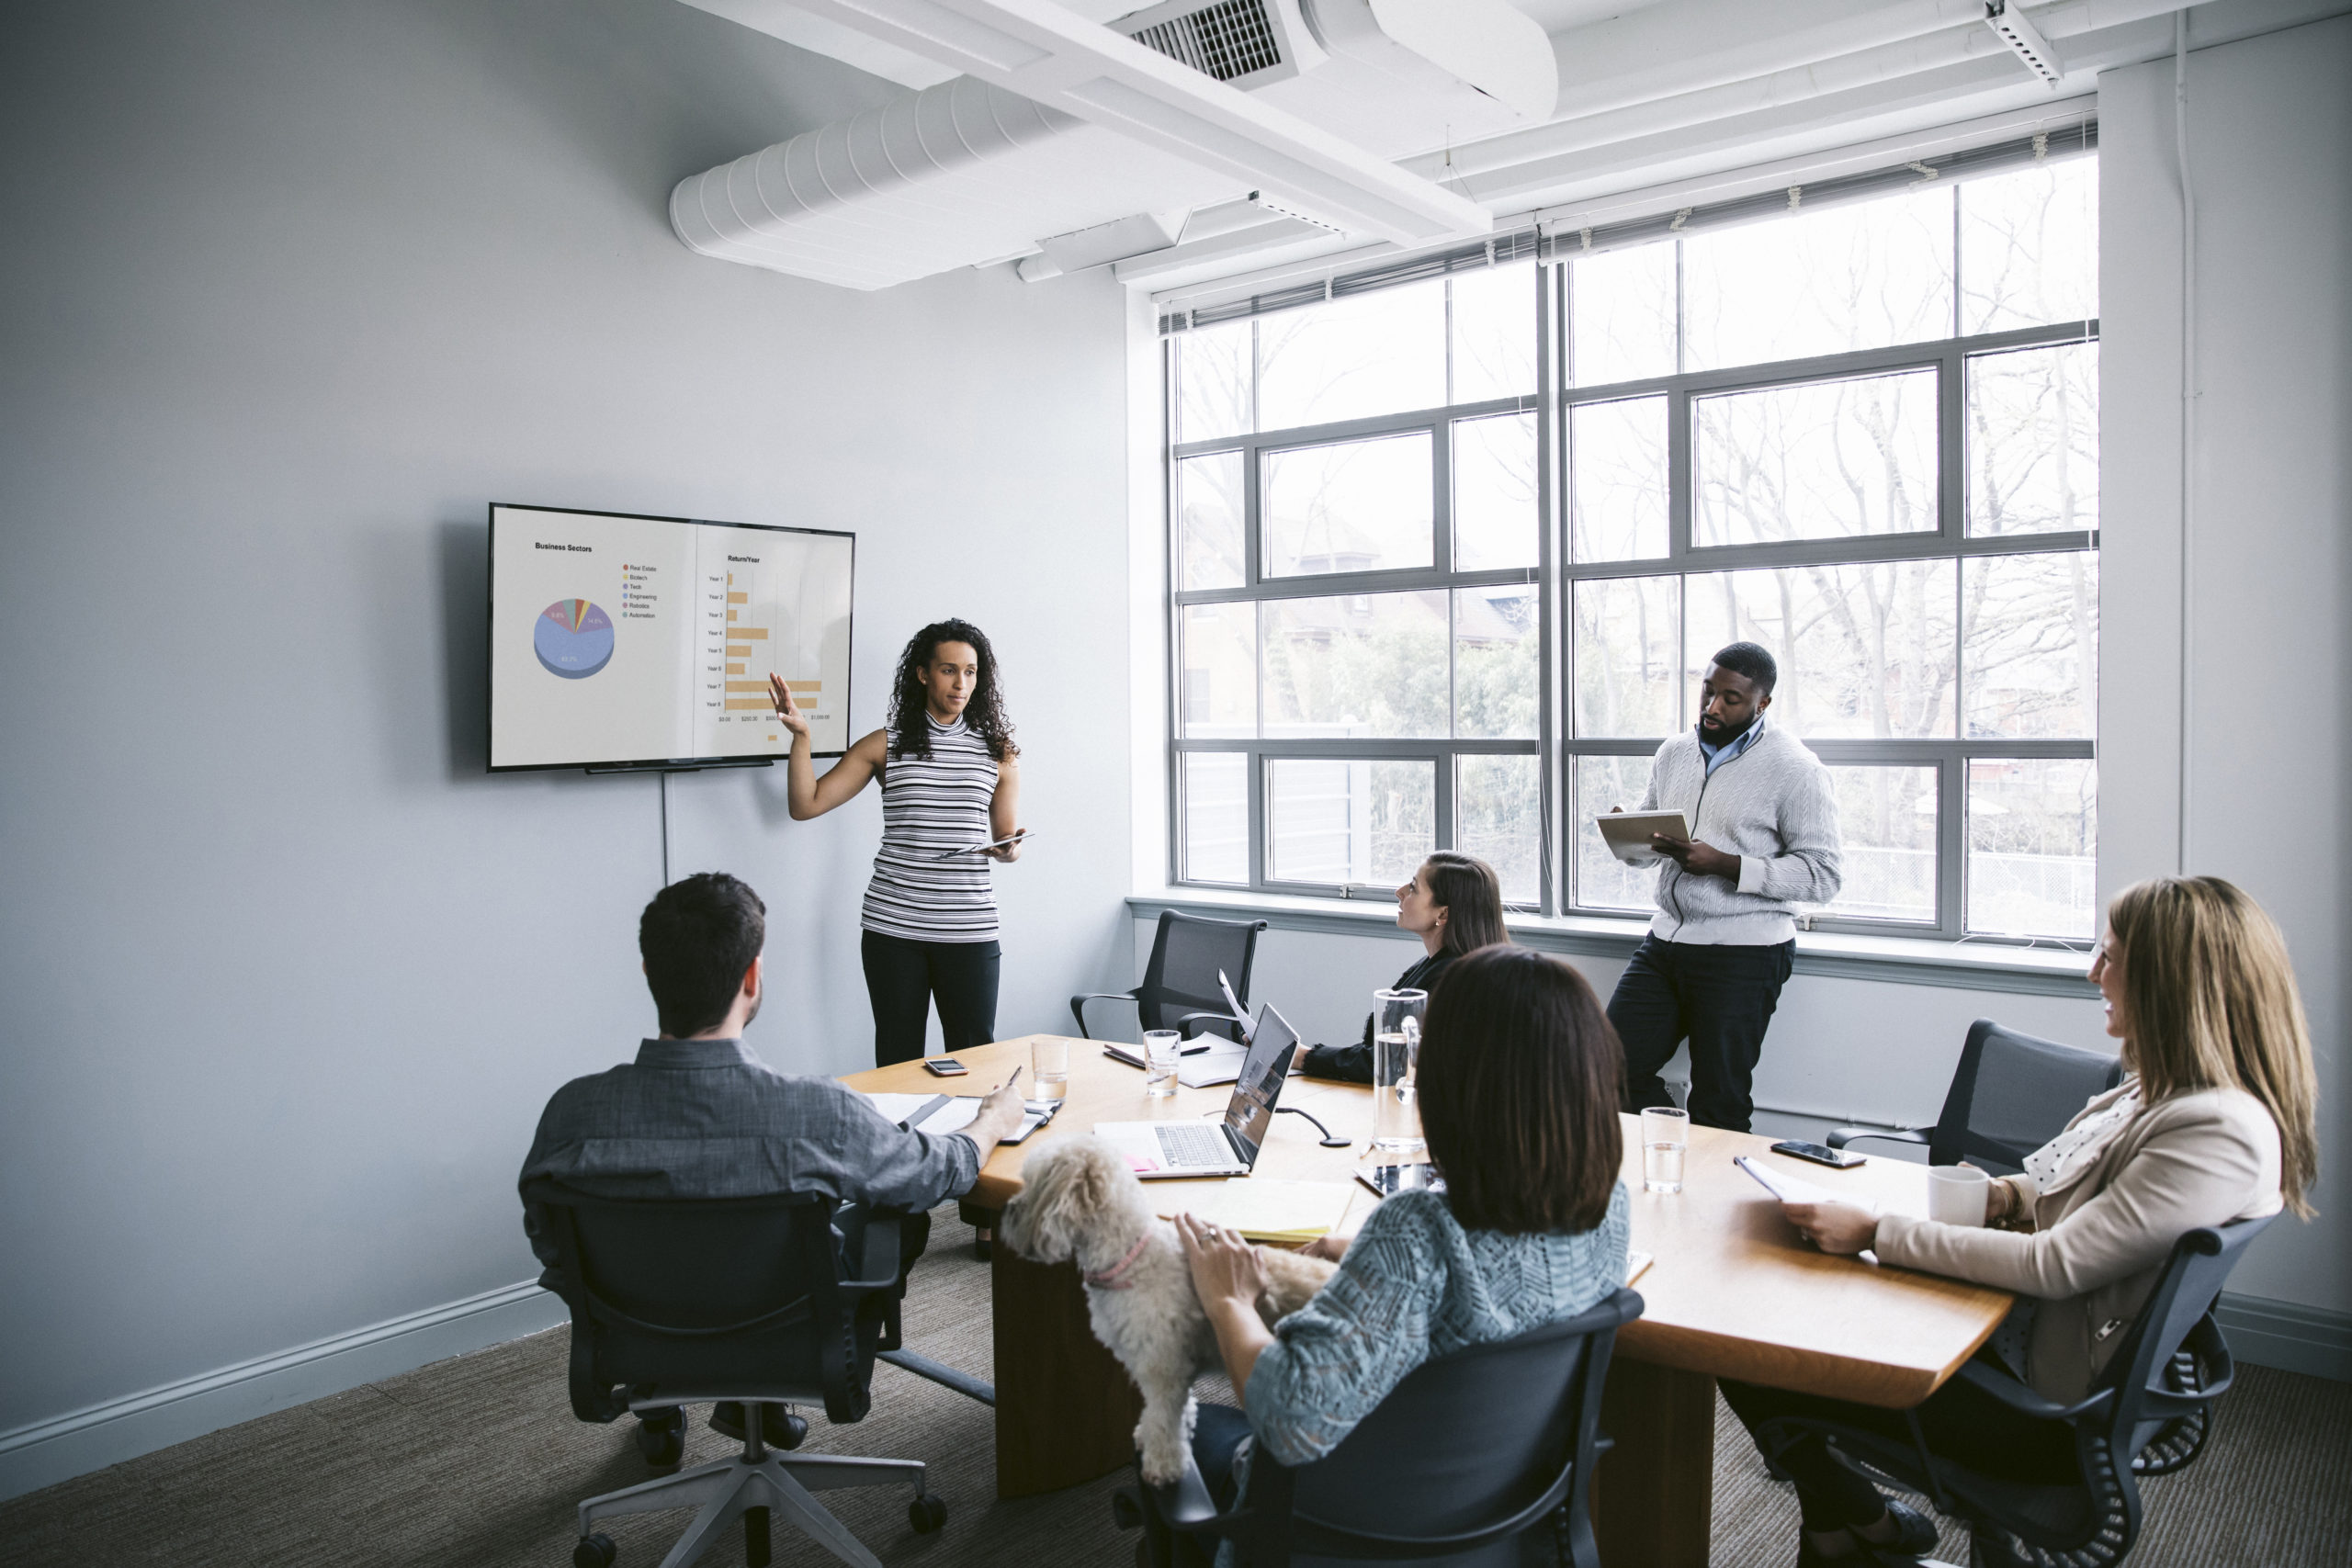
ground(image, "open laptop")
xmin=1092 ymin=1004 xmax=1299 ymax=1179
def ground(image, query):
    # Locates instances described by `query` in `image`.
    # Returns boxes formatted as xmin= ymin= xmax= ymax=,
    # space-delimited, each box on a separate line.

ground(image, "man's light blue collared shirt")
xmin=1698 ymin=713 xmax=1768 ymax=776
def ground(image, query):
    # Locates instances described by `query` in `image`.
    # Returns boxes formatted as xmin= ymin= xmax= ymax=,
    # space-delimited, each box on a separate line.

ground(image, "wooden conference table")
xmin=844 ymin=1035 xmax=2012 ymax=1568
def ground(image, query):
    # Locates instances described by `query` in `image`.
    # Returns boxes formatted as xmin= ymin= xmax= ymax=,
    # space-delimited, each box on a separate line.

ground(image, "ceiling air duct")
xmin=668 ymin=0 xmax=1548 ymax=288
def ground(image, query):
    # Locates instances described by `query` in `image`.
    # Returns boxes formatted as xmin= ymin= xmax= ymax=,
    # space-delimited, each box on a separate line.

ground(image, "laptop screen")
xmin=1223 ymin=1004 xmax=1298 ymax=1165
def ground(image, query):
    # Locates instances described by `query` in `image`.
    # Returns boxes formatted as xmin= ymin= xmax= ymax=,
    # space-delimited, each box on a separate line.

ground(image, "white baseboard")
xmin=0 ymin=1280 xmax=567 ymax=1504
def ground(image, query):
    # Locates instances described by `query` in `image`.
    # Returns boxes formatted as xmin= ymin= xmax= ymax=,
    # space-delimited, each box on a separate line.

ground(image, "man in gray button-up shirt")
xmin=519 ymin=873 xmax=1023 ymax=1289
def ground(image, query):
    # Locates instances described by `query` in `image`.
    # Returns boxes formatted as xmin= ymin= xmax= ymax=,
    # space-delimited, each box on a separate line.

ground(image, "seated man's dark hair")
xmin=1417 ymin=947 xmax=1624 ymax=1235
xmin=639 ymin=873 xmax=766 ymax=1038
xmin=1710 ymin=640 xmax=1779 ymax=695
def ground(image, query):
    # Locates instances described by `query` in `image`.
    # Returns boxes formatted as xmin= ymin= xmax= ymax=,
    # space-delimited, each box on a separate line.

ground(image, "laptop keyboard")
xmin=1155 ymin=1122 xmax=1230 ymax=1168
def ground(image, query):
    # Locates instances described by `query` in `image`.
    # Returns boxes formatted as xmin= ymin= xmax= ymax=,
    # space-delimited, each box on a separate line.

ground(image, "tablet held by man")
xmin=1601 ymin=642 xmax=1842 ymax=1133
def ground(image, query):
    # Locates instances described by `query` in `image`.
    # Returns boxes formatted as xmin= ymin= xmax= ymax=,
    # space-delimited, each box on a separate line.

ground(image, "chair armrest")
xmin=1173 ymin=1010 xmax=1244 ymax=1042
xmin=1951 ymin=1357 xmax=2115 ymax=1424
xmin=841 ymin=1213 xmax=903 ymax=1293
xmin=1827 ymin=1125 xmax=1929 ymax=1152
xmin=1070 ymin=992 xmax=1137 ymax=1040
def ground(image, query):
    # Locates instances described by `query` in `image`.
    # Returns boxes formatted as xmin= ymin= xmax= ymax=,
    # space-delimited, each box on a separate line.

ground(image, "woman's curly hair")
xmin=888 ymin=619 xmax=1018 ymax=762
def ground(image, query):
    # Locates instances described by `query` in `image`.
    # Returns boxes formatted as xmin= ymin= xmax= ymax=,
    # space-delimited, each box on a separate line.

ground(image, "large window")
xmin=1169 ymin=153 xmax=2098 ymax=941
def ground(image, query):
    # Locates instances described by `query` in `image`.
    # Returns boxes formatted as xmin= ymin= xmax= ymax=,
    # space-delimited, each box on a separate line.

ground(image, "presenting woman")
xmin=1294 ymin=851 xmax=1510 ymax=1083
xmin=1721 ymin=874 xmax=2321 ymax=1567
xmin=768 ymin=618 xmax=1024 ymax=1067
xmin=1179 ymin=945 xmax=1630 ymax=1505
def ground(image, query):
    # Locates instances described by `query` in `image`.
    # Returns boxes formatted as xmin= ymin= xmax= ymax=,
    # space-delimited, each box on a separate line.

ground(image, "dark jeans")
xmin=861 ymin=931 xmax=1001 ymax=1067
xmin=1606 ymin=934 xmax=1794 ymax=1132
xmin=1190 ymin=1402 xmax=1254 ymax=1510
xmin=1719 ymin=1362 xmax=2080 ymax=1532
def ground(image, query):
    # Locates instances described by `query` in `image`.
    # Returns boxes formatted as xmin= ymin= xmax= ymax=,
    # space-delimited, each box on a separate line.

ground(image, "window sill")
xmin=1125 ymin=889 xmax=2099 ymax=999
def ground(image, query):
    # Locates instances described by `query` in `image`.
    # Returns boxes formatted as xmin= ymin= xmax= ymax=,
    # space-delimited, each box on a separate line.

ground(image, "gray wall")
xmin=0 ymin=0 xmax=1135 ymax=1473
xmin=2098 ymin=13 xmax=2351 ymax=1315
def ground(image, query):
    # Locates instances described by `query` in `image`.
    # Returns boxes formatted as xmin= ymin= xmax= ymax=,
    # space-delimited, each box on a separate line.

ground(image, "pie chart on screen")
xmin=534 ymin=598 xmax=614 ymax=679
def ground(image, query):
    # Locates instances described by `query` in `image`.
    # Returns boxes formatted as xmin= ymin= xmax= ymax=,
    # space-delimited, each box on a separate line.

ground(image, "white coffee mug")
xmin=1927 ymin=1165 xmax=1991 ymax=1227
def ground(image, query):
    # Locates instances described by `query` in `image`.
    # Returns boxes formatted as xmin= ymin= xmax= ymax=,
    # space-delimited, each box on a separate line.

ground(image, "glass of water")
xmin=1642 ymin=1106 xmax=1690 ymax=1194
xmin=1142 ymin=1030 xmax=1182 ymax=1100
xmin=1033 ymin=1037 xmax=1070 ymax=1101
xmin=1372 ymin=988 xmax=1428 ymax=1154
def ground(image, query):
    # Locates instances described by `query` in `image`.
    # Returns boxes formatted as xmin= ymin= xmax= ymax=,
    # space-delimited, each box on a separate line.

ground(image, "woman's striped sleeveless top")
xmin=859 ymin=714 xmax=1001 ymax=942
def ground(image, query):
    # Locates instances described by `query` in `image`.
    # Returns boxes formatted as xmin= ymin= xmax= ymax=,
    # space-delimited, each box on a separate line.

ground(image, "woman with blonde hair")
xmin=1720 ymin=875 xmax=2321 ymax=1566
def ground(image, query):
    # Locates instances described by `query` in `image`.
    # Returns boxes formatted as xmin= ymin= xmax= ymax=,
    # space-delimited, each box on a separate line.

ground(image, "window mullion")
xmin=1248 ymin=747 xmax=1268 ymax=894
xmin=1538 ymin=259 xmax=1561 ymax=916
xmin=1940 ymin=752 xmax=1966 ymax=938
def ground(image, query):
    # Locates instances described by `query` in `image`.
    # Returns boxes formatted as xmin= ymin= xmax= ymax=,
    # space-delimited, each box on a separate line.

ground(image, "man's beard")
xmin=1698 ymin=714 xmax=1755 ymax=745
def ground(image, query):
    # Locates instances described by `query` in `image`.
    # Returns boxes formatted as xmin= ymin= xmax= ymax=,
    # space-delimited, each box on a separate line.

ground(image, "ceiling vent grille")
xmin=1127 ymin=0 xmax=1283 ymax=84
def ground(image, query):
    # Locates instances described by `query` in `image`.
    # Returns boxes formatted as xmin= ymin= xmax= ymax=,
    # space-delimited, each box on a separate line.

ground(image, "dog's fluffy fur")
xmin=1000 ymin=1136 xmax=1337 ymax=1483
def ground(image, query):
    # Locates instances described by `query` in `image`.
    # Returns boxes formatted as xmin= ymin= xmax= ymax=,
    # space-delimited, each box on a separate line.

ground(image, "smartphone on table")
xmin=922 ymin=1057 xmax=969 ymax=1077
xmin=1770 ymin=1139 xmax=1866 ymax=1168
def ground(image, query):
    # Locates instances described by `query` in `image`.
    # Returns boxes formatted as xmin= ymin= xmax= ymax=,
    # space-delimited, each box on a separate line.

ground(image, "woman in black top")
xmin=1295 ymin=852 xmax=1510 ymax=1083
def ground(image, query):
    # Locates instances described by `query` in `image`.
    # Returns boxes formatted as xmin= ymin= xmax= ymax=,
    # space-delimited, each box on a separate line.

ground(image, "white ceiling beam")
xmin=1547 ymin=0 xmax=1987 ymax=121
xmin=761 ymin=0 xmax=1492 ymax=245
xmin=1404 ymin=0 xmax=2218 ymax=202
xmin=677 ymin=0 xmax=958 ymax=87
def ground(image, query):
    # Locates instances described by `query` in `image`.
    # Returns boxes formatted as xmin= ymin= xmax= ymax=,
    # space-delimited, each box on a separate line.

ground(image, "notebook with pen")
xmin=860 ymin=1091 xmax=1059 ymax=1144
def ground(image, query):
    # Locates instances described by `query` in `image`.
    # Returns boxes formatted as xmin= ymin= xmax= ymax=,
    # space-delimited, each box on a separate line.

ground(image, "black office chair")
xmin=1829 ymin=1020 xmax=2126 ymax=1175
xmin=1757 ymin=1215 xmax=2275 ymax=1568
xmin=523 ymin=1180 xmax=947 ymax=1568
xmin=1112 ymin=1289 xmax=1644 ymax=1568
xmin=1072 ymin=908 xmax=1269 ymax=1044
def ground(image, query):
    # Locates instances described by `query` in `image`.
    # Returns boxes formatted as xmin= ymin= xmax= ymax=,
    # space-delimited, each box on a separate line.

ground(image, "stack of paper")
xmin=1735 ymin=1155 xmax=1880 ymax=1215
xmin=1153 ymin=1179 xmax=1356 ymax=1244
xmin=861 ymin=1092 xmax=981 ymax=1136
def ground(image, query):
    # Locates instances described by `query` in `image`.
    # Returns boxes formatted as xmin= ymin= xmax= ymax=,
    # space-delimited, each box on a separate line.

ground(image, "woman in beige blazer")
xmin=1719 ymin=875 xmax=2320 ymax=1568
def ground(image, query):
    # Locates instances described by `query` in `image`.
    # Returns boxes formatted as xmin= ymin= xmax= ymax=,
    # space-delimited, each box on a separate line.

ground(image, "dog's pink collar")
xmin=1082 ymin=1231 xmax=1152 ymax=1291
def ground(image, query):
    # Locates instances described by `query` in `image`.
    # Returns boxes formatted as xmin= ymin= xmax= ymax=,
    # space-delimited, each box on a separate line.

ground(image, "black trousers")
xmin=1605 ymin=934 xmax=1794 ymax=1132
xmin=1719 ymin=1363 xmax=2079 ymax=1532
xmin=861 ymin=931 xmax=1001 ymax=1068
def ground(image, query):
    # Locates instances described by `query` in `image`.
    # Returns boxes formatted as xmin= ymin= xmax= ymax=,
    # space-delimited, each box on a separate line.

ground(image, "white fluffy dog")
xmin=1000 ymin=1136 xmax=1337 ymax=1483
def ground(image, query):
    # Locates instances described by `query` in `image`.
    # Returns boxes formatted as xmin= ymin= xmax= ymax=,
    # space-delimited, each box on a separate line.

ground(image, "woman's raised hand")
xmin=766 ymin=673 xmax=810 ymax=739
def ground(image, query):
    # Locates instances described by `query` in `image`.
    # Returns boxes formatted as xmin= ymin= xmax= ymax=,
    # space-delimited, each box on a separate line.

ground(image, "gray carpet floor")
xmin=6 ymin=1203 xmax=2347 ymax=1567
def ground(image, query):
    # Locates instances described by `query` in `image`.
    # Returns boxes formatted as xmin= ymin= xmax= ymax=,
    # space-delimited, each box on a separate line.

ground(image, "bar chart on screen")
xmin=695 ymin=528 xmax=850 ymax=757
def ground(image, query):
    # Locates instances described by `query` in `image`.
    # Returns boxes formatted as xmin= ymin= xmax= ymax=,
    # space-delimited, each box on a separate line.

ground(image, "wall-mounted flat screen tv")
xmin=487 ymin=503 xmax=854 ymax=772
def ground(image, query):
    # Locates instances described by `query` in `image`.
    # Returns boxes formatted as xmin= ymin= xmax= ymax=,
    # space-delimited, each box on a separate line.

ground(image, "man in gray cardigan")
xmin=1606 ymin=643 xmax=1841 ymax=1131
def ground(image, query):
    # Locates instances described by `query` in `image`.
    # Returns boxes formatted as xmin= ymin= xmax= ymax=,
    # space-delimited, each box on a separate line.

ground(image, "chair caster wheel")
xmin=574 ymin=1532 xmax=617 ymax=1568
xmin=909 ymin=1492 xmax=948 ymax=1533
xmin=776 ymin=1411 xmax=808 ymax=1450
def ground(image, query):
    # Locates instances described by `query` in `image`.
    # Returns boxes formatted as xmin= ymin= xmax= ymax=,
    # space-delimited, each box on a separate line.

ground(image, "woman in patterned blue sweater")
xmin=1177 ymin=945 xmax=1632 ymax=1498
